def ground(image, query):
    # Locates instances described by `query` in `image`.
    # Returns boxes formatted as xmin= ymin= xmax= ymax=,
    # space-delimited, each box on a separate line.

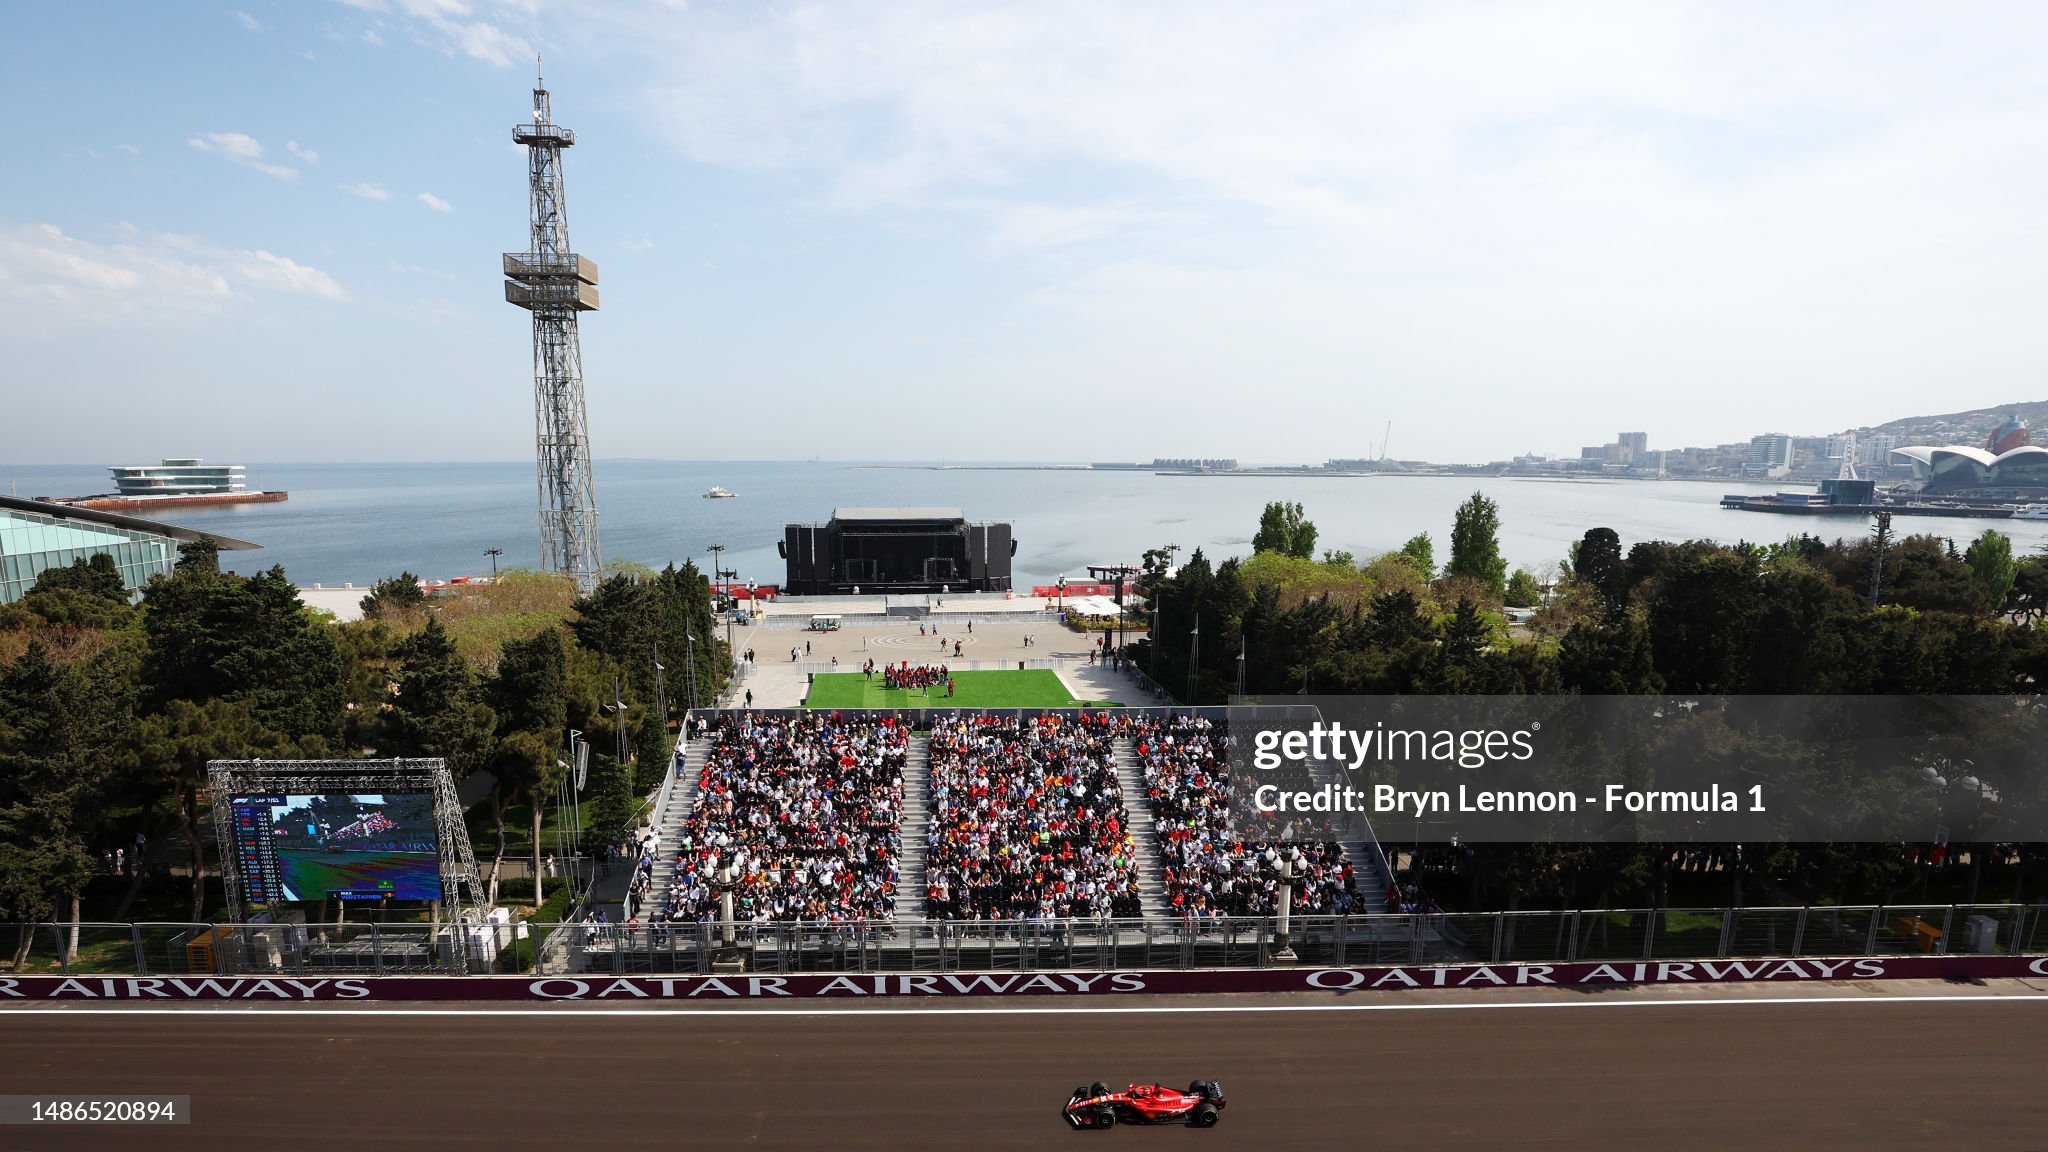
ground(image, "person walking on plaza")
xmin=744 ymin=688 xmax=754 ymax=708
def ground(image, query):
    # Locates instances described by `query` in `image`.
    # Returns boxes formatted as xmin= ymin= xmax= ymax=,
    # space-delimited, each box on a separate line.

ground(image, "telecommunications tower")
xmin=505 ymin=63 xmax=602 ymax=589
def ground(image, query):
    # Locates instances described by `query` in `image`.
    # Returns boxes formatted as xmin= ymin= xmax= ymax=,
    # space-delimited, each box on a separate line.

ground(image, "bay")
xmin=7 ymin=460 xmax=2040 ymax=589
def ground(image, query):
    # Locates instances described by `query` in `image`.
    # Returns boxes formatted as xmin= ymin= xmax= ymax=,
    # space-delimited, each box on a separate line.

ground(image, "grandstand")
xmin=629 ymin=707 xmax=1389 ymax=939
xmin=660 ymin=713 xmax=908 ymax=923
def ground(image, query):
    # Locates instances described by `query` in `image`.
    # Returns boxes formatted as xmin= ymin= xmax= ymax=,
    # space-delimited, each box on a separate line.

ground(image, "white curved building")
xmin=109 ymin=458 xmax=247 ymax=497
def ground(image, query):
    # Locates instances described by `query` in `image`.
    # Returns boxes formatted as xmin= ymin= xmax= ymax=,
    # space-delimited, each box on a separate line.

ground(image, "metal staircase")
xmin=893 ymin=734 xmax=931 ymax=921
xmin=1111 ymin=739 xmax=1173 ymax=919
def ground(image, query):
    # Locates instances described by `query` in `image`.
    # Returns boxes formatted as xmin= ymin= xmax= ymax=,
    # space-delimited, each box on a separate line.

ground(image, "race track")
xmin=5 ymin=986 xmax=2046 ymax=1149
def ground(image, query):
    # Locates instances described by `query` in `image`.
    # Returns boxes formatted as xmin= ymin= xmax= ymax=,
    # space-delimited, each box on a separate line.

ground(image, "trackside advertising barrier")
xmin=3 ymin=953 xmax=2047 ymax=1000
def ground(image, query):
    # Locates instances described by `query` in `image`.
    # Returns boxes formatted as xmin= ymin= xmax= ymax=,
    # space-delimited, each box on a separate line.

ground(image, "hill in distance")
xmin=1858 ymin=400 xmax=2048 ymax=447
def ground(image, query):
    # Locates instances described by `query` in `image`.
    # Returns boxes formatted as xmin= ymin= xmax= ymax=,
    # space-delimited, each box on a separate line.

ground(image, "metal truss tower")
xmin=506 ymin=65 xmax=602 ymax=590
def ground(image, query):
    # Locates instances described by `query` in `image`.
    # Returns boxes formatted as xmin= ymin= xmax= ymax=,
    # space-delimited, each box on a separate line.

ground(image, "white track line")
xmin=5 ymin=993 xmax=2047 ymax=1018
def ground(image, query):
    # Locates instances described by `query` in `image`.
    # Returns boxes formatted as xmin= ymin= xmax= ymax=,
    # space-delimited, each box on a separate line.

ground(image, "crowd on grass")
xmin=657 ymin=712 xmax=907 ymax=923
xmin=872 ymin=661 xmax=951 ymax=694
xmin=924 ymin=712 xmax=1144 ymax=920
xmin=1132 ymin=715 xmax=1361 ymax=917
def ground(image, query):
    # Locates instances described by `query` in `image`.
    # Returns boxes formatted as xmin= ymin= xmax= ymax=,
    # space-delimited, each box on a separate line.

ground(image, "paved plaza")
xmin=712 ymin=593 xmax=1158 ymax=708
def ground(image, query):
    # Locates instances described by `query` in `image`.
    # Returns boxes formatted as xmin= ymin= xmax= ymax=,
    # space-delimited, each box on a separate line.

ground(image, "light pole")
xmin=484 ymin=547 xmax=503 ymax=578
xmin=1186 ymin=612 xmax=1200 ymax=704
xmin=714 ymin=849 xmax=754 ymax=947
xmin=1264 ymin=845 xmax=1306 ymax=963
xmin=684 ymin=632 xmax=699 ymax=709
xmin=653 ymin=644 xmax=667 ymax=725
xmin=707 ymin=544 xmax=725 ymax=604
xmin=1236 ymin=638 xmax=1246 ymax=698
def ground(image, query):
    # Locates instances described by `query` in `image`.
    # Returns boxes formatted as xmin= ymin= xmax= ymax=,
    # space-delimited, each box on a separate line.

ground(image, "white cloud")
xmin=339 ymin=0 xmax=534 ymax=68
xmin=417 ymin=192 xmax=453 ymax=213
xmin=539 ymin=1 xmax=2048 ymax=459
xmin=0 ymin=221 xmax=349 ymax=335
xmin=233 ymin=10 xmax=263 ymax=31
xmin=117 ymin=143 xmax=140 ymax=156
xmin=188 ymin=131 xmax=298 ymax=181
xmin=341 ymin=181 xmax=391 ymax=200
xmin=286 ymin=141 xmax=319 ymax=165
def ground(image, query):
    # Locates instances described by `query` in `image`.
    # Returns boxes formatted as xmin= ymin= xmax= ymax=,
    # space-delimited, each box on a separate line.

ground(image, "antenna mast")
xmin=506 ymin=68 xmax=603 ymax=590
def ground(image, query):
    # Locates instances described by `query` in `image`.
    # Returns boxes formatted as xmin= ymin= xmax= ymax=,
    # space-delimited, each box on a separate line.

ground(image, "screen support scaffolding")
xmin=206 ymin=759 xmax=486 ymax=941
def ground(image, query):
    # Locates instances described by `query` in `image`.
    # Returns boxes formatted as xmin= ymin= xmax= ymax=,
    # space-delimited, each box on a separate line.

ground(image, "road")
xmin=4 ymin=985 xmax=2046 ymax=1149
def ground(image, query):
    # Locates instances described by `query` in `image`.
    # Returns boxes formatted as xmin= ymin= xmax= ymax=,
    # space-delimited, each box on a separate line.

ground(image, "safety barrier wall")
xmin=6 ymin=953 xmax=2047 ymax=1001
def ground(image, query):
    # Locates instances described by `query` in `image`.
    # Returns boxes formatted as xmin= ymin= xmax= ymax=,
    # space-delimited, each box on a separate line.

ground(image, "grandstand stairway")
xmin=638 ymin=737 xmax=709 ymax=917
xmin=892 ymin=735 xmax=932 ymax=921
xmin=1304 ymin=755 xmax=1388 ymax=913
xmin=1111 ymin=740 xmax=1173 ymax=919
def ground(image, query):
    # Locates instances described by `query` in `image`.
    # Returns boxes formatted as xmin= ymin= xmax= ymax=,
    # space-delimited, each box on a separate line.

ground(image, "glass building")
xmin=0 ymin=495 xmax=258 ymax=604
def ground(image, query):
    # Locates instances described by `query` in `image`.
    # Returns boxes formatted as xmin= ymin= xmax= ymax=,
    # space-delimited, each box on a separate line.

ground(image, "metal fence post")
xmin=1566 ymin=910 xmax=1582 ymax=962
xmin=1864 ymin=907 xmax=1881 ymax=956
xmin=132 ymin=924 xmax=146 ymax=975
xmin=1642 ymin=913 xmax=1656 ymax=962
xmin=1491 ymin=913 xmax=1504 ymax=964
xmin=1716 ymin=909 xmax=1734 ymax=959
xmin=1791 ymin=907 xmax=1807 ymax=957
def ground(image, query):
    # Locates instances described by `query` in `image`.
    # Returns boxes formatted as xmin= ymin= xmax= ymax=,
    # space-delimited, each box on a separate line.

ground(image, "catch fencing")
xmin=8 ymin=903 xmax=2043 ymax=978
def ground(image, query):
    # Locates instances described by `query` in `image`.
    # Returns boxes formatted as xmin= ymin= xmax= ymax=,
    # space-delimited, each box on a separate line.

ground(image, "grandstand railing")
xmin=8 ymin=903 xmax=2042 ymax=977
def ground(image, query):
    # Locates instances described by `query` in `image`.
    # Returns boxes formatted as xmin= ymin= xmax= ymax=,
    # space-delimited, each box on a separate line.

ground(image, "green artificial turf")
xmin=803 ymin=668 xmax=1077 ymax=709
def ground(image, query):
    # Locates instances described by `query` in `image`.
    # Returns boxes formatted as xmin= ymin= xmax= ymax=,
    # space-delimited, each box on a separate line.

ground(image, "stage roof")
xmin=831 ymin=506 xmax=966 ymax=522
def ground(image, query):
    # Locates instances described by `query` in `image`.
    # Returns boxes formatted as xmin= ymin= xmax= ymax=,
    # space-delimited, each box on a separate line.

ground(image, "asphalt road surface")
xmin=5 ymin=988 xmax=2046 ymax=1150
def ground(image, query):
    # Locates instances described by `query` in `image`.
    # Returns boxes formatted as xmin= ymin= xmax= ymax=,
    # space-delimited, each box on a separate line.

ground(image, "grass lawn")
xmin=804 ymin=669 xmax=1077 ymax=709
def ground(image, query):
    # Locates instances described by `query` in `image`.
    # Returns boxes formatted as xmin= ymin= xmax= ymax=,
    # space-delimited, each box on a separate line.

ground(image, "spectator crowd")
xmin=1133 ymin=715 xmax=1360 ymax=917
xmin=659 ymin=712 xmax=908 ymax=924
xmin=924 ymin=712 xmax=1144 ymax=920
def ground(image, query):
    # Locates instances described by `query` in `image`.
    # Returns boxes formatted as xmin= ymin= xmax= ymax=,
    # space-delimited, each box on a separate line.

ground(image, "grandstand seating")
xmin=923 ymin=713 xmax=1143 ymax=920
xmin=658 ymin=713 xmax=907 ymax=923
xmin=1131 ymin=715 xmax=1361 ymax=916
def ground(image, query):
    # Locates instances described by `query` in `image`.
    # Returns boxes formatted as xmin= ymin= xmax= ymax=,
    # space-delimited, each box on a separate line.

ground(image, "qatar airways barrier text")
xmin=3 ymin=954 xmax=2045 ymax=1001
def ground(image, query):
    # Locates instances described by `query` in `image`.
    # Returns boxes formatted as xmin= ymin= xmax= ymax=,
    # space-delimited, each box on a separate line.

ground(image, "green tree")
xmin=1252 ymin=501 xmax=1318 ymax=559
xmin=1399 ymin=533 xmax=1434 ymax=578
xmin=486 ymin=627 xmax=567 ymax=899
xmin=384 ymin=618 xmax=497 ymax=778
xmin=0 ymin=642 xmax=130 ymax=962
xmin=17 ymin=553 xmax=139 ymax=631
xmin=1504 ymin=569 xmax=1542 ymax=608
xmin=1572 ymin=527 xmax=1628 ymax=616
xmin=1447 ymin=492 xmax=1508 ymax=598
xmin=360 ymin=572 xmax=427 ymax=618
xmin=1964 ymin=530 xmax=2019 ymax=613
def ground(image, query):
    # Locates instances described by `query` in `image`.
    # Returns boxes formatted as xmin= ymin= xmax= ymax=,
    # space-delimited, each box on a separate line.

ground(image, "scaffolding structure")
xmin=206 ymin=759 xmax=486 ymax=932
xmin=506 ymin=64 xmax=603 ymax=590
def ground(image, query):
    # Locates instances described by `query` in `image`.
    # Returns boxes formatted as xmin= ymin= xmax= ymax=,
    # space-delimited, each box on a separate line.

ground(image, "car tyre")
xmin=1192 ymin=1103 xmax=1220 ymax=1128
xmin=1094 ymin=1109 xmax=1117 ymax=1130
xmin=1188 ymin=1080 xmax=1208 ymax=1098
xmin=1090 ymin=1082 xmax=1110 ymax=1099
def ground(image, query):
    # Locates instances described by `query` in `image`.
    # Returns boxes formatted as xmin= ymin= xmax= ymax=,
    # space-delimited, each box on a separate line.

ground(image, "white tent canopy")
xmin=1067 ymin=594 xmax=1123 ymax=617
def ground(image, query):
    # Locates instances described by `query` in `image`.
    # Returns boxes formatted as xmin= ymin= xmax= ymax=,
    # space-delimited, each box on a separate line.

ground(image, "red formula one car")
xmin=1063 ymin=1080 xmax=1226 ymax=1130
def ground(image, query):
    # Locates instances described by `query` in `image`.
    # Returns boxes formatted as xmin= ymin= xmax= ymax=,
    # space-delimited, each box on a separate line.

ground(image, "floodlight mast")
xmin=506 ymin=62 xmax=603 ymax=591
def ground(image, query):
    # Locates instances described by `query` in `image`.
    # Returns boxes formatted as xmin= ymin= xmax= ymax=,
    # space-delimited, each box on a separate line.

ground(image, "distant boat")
xmin=2013 ymin=504 xmax=2048 ymax=520
xmin=703 ymin=486 xmax=737 ymax=499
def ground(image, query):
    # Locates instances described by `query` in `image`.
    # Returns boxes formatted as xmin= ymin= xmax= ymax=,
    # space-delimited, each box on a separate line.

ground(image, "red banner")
xmin=4 ymin=954 xmax=2043 ymax=1001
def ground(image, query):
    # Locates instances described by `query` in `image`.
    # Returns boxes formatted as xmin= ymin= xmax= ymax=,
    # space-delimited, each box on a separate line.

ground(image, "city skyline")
xmin=7 ymin=3 xmax=2048 ymax=466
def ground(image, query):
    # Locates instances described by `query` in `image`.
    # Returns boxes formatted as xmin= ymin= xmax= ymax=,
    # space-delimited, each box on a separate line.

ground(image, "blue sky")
xmin=6 ymin=1 xmax=2048 ymax=466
